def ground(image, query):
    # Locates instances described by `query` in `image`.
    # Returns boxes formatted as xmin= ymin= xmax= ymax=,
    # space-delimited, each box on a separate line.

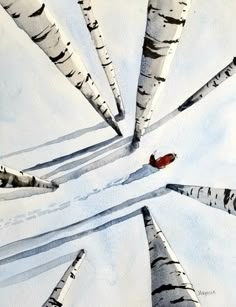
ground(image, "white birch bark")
xmin=167 ymin=183 xmax=236 ymax=216
xmin=141 ymin=206 xmax=201 ymax=307
xmin=78 ymin=0 xmax=125 ymax=119
xmin=145 ymin=58 xmax=236 ymax=135
xmin=132 ymin=0 xmax=191 ymax=147
xmin=0 ymin=165 xmax=58 ymax=189
xmin=0 ymin=0 xmax=122 ymax=135
xmin=42 ymin=249 xmax=86 ymax=307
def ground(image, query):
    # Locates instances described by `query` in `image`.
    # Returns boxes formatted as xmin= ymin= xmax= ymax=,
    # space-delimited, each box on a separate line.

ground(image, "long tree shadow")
xmin=0 ymin=209 xmax=141 ymax=288
xmin=24 ymin=135 xmax=120 ymax=172
xmin=23 ymin=111 xmax=169 ymax=177
xmin=0 ymin=187 xmax=56 ymax=202
xmin=0 ymin=187 xmax=169 ymax=262
xmin=42 ymin=137 xmax=132 ymax=180
xmin=0 ymin=121 xmax=108 ymax=160
xmin=43 ymin=117 xmax=172 ymax=184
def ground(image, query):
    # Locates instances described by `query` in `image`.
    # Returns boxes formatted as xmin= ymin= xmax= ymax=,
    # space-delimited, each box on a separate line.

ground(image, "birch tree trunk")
xmin=167 ymin=183 xmax=236 ymax=216
xmin=145 ymin=58 xmax=236 ymax=136
xmin=0 ymin=0 xmax=122 ymax=136
xmin=42 ymin=249 xmax=86 ymax=307
xmin=141 ymin=206 xmax=201 ymax=307
xmin=0 ymin=165 xmax=58 ymax=189
xmin=78 ymin=0 xmax=125 ymax=119
xmin=132 ymin=0 xmax=191 ymax=148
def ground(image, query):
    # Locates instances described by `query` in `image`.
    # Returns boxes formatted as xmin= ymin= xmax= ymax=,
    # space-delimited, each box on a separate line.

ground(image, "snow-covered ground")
xmin=0 ymin=0 xmax=236 ymax=306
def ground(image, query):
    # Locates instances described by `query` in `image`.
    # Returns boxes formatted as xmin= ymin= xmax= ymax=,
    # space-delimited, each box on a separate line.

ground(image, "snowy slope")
xmin=0 ymin=0 xmax=236 ymax=306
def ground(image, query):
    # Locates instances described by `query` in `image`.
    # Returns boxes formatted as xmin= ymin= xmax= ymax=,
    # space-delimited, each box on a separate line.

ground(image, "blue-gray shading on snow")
xmin=0 ymin=209 xmax=141 ymax=268
xmin=122 ymin=164 xmax=158 ymax=184
xmin=0 ymin=188 xmax=169 ymax=265
xmin=0 ymin=252 xmax=78 ymax=288
xmin=0 ymin=187 xmax=55 ymax=201
xmin=79 ymin=164 xmax=158 ymax=201
xmin=0 ymin=121 xmax=108 ymax=159
xmin=24 ymin=135 xmax=120 ymax=172
xmin=0 ymin=165 xmax=157 ymax=225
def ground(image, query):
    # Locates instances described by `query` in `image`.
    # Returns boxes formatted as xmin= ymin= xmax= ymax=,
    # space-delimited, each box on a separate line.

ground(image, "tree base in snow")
xmin=129 ymin=139 xmax=140 ymax=152
xmin=115 ymin=112 xmax=125 ymax=122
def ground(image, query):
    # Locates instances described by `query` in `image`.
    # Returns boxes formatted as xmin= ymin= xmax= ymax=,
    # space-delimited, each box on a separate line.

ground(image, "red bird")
xmin=149 ymin=153 xmax=177 ymax=169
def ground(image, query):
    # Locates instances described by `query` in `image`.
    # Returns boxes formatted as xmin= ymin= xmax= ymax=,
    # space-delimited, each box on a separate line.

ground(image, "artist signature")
xmin=197 ymin=290 xmax=216 ymax=296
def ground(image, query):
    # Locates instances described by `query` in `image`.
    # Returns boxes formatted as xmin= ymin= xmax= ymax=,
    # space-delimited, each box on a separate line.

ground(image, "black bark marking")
xmin=50 ymin=49 xmax=68 ymax=63
xmin=151 ymin=257 xmax=168 ymax=268
xmin=162 ymin=39 xmax=179 ymax=44
xmin=197 ymin=187 xmax=203 ymax=198
xmin=233 ymin=198 xmax=236 ymax=211
xmin=32 ymin=29 xmax=51 ymax=43
xmin=102 ymin=61 xmax=112 ymax=67
xmin=152 ymin=284 xmax=193 ymax=296
xmin=166 ymin=184 xmax=184 ymax=192
xmin=66 ymin=70 xmax=75 ymax=78
xmin=208 ymin=187 xmax=211 ymax=196
xmin=179 ymin=1 xmax=187 ymax=5
xmin=3 ymin=4 xmax=13 ymax=9
xmin=83 ymin=6 xmax=92 ymax=11
xmin=140 ymin=72 xmax=152 ymax=79
xmin=56 ymin=52 xmax=73 ymax=65
xmin=223 ymin=189 xmax=231 ymax=208
xmin=212 ymin=80 xmax=219 ymax=87
xmin=138 ymin=89 xmax=150 ymax=96
xmin=143 ymin=37 xmax=164 ymax=59
xmin=159 ymin=260 xmax=180 ymax=269
xmin=85 ymin=73 xmax=91 ymax=82
xmin=178 ymin=97 xmax=196 ymax=112
xmin=137 ymin=102 xmax=146 ymax=110
xmin=28 ymin=3 xmax=45 ymax=17
xmin=96 ymin=45 xmax=105 ymax=50
xmin=32 ymin=176 xmax=36 ymax=186
xmin=170 ymin=296 xmax=199 ymax=304
xmin=158 ymin=13 xmax=186 ymax=26
xmin=47 ymin=297 xmax=63 ymax=307
xmin=87 ymin=20 xmax=98 ymax=32
xmin=148 ymin=4 xmax=160 ymax=14
xmin=154 ymin=76 xmax=166 ymax=82
xmin=11 ymin=12 xmax=20 ymax=18
xmin=76 ymin=81 xmax=83 ymax=90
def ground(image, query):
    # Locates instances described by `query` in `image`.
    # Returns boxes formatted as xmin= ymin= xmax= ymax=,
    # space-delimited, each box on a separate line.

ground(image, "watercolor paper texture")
xmin=79 ymin=0 xmax=125 ymax=119
xmin=0 ymin=0 xmax=236 ymax=306
xmin=0 ymin=0 xmax=122 ymax=135
xmin=141 ymin=206 xmax=200 ymax=306
xmin=132 ymin=0 xmax=191 ymax=147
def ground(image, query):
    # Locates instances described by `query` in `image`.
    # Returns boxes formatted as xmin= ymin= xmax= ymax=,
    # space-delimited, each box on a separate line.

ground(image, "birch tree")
xmin=42 ymin=249 xmax=86 ymax=307
xmin=145 ymin=58 xmax=236 ymax=135
xmin=78 ymin=0 xmax=125 ymax=119
xmin=141 ymin=206 xmax=200 ymax=307
xmin=167 ymin=183 xmax=236 ymax=216
xmin=0 ymin=0 xmax=122 ymax=135
xmin=0 ymin=165 xmax=58 ymax=189
xmin=132 ymin=0 xmax=191 ymax=148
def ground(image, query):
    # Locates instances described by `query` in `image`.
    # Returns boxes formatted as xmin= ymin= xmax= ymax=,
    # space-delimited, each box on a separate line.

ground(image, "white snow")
xmin=0 ymin=0 xmax=236 ymax=306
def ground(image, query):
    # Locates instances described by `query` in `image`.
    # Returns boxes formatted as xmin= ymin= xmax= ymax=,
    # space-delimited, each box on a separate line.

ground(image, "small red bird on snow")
xmin=149 ymin=152 xmax=177 ymax=169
